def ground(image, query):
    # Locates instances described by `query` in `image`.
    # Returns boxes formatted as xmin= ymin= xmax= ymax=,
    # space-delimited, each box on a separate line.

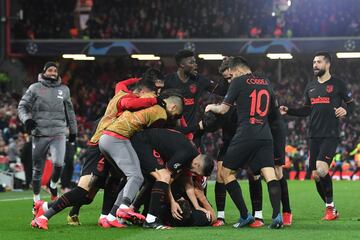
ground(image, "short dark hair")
xmin=142 ymin=68 xmax=164 ymax=82
xmin=202 ymin=154 xmax=214 ymax=177
xmin=159 ymin=88 xmax=184 ymax=99
xmin=175 ymin=50 xmax=195 ymax=66
xmin=227 ymin=56 xmax=250 ymax=70
xmin=218 ymin=56 xmax=233 ymax=74
xmin=134 ymin=79 xmax=157 ymax=92
xmin=314 ymin=52 xmax=332 ymax=63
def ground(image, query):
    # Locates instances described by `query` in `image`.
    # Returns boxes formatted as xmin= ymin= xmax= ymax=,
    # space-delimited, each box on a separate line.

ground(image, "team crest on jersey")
xmin=189 ymin=84 xmax=197 ymax=94
xmin=326 ymin=85 xmax=333 ymax=93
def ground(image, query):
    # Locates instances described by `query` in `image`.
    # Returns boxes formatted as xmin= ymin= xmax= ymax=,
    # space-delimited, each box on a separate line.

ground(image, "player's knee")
xmin=312 ymin=172 xmax=320 ymax=181
xmin=216 ymin=170 xmax=224 ymax=182
xmin=32 ymin=169 xmax=42 ymax=181
xmin=275 ymin=168 xmax=283 ymax=180
xmin=220 ymin=169 xmax=229 ymax=180
xmin=131 ymin=174 xmax=144 ymax=185
xmin=53 ymin=162 xmax=64 ymax=168
xmin=221 ymin=169 xmax=234 ymax=183
xmin=316 ymin=167 xmax=328 ymax=177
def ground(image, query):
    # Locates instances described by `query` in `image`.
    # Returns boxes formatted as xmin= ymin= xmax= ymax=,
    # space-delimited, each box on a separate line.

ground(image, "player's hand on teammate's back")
xmin=279 ymin=106 xmax=288 ymax=115
xmin=334 ymin=107 xmax=347 ymax=118
xmin=171 ymin=201 xmax=183 ymax=220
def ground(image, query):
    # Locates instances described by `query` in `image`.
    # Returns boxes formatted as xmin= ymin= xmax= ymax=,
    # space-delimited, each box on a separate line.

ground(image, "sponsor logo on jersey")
xmin=249 ymin=117 xmax=264 ymax=125
xmin=311 ymin=96 xmax=330 ymax=104
xmin=184 ymin=98 xmax=195 ymax=105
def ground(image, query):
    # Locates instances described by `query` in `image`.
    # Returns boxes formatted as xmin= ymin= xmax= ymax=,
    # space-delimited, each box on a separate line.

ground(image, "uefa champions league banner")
xmin=11 ymin=38 xmax=360 ymax=56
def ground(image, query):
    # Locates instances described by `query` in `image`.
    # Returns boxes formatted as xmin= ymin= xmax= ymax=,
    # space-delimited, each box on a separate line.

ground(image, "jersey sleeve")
xmin=287 ymin=82 xmax=311 ymax=117
xmin=223 ymin=77 xmax=241 ymax=106
xmin=119 ymin=96 xmax=157 ymax=111
xmin=166 ymin=147 xmax=198 ymax=173
xmin=115 ymin=78 xmax=141 ymax=94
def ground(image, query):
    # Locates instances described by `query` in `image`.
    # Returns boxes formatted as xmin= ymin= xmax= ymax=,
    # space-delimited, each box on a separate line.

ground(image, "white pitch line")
xmin=0 ymin=196 xmax=50 ymax=202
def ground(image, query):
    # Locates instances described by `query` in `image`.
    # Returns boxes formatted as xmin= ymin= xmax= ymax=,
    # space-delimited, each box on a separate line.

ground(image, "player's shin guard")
xmin=320 ymin=174 xmax=333 ymax=204
xmin=225 ymin=180 xmax=248 ymax=219
xmin=267 ymin=180 xmax=281 ymax=218
xmin=148 ymin=181 xmax=169 ymax=220
xmin=249 ymin=177 xmax=262 ymax=214
xmin=44 ymin=186 xmax=88 ymax=220
xmin=315 ymin=180 xmax=326 ymax=203
xmin=215 ymin=182 xmax=226 ymax=214
xmin=279 ymin=177 xmax=291 ymax=213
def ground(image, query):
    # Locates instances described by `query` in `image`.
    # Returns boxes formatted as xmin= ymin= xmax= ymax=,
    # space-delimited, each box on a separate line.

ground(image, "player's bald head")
xmin=164 ymin=95 xmax=183 ymax=115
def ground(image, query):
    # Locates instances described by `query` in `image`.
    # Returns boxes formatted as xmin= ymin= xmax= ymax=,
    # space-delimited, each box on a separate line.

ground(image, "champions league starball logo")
xmin=26 ymin=42 xmax=38 ymax=55
xmin=184 ymin=42 xmax=196 ymax=52
xmin=344 ymin=40 xmax=356 ymax=51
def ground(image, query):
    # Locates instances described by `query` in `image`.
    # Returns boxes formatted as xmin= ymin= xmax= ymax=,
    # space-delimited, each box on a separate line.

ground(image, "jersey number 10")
xmin=249 ymin=89 xmax=270 ymax=117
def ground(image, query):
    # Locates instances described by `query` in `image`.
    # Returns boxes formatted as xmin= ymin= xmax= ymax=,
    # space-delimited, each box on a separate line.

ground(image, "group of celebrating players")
xmin=20 ymin=49 xmax=354 ymax=230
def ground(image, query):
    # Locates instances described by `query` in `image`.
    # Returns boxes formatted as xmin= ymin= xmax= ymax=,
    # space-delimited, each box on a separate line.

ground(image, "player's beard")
xmin=314 ymin=69 xmax=326 ymax=77
xmin=185 ymin=68 xmax=197 ymax=78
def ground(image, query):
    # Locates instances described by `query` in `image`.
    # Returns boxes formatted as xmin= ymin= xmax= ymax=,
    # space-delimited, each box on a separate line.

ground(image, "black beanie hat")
xmin=42 ymin=62 xmax=58 ymax=73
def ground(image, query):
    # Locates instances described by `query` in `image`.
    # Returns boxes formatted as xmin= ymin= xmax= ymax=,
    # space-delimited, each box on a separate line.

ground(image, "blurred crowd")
xmin=0 ymin=57 xmax=359 ymax=189
xmin=12 ymin=0 xmax=360 ymax=39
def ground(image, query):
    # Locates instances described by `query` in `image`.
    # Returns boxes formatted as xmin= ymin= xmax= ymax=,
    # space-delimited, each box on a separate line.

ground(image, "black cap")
xmin=42 ymin=62 xmax=59 ymax=73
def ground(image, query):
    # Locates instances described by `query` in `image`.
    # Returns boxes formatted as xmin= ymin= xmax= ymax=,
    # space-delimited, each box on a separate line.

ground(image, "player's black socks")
xmin=315 ymin=180 xmax=326 ymax=203
xmin=110 ymin=205 xmax=118 ymax=216
xmin=320 ymin=174 xmax=333 ymax=204
xmin=267 ymin=180 xmax=281 ymax=219
xmin=249 ymin=177 xmax=262 ymax=215
xmin=47 ymin=201 xmax=54 ymax=209
xmin=44 ymin=186 xmax=88 ymax=219
xmin=69 ymin=205 xmax=81 ymax=216
xmin=102 ymin=177 xmax=123 ymax=215
xmin=225 ymin=180 xmax=248 ymax=219
xmin=49 ymin=166 xmax=63 ymax=196
xmin=33 ymin=179 xmax=41 ymax=195
xmin=148 ymin=181 xmax=169 ymax=219
xmin=279 ymin=177 xmax=291 ymax=213
xmin=49 ymin=185 xmax=58 ymax=197
xmin=51 ymin=166 xmax=63 ymax=183
xmin=215 ymin=181 xmax=226 ymax=212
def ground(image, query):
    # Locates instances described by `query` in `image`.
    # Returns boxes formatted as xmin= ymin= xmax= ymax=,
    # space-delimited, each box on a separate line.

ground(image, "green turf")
xmin=0 ymin=180 xmax=359 ymax=240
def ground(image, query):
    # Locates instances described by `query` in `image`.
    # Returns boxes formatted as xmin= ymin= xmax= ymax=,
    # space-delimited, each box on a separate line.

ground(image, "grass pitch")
xmin=0 ymin=180 xmax=359 ymax=240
